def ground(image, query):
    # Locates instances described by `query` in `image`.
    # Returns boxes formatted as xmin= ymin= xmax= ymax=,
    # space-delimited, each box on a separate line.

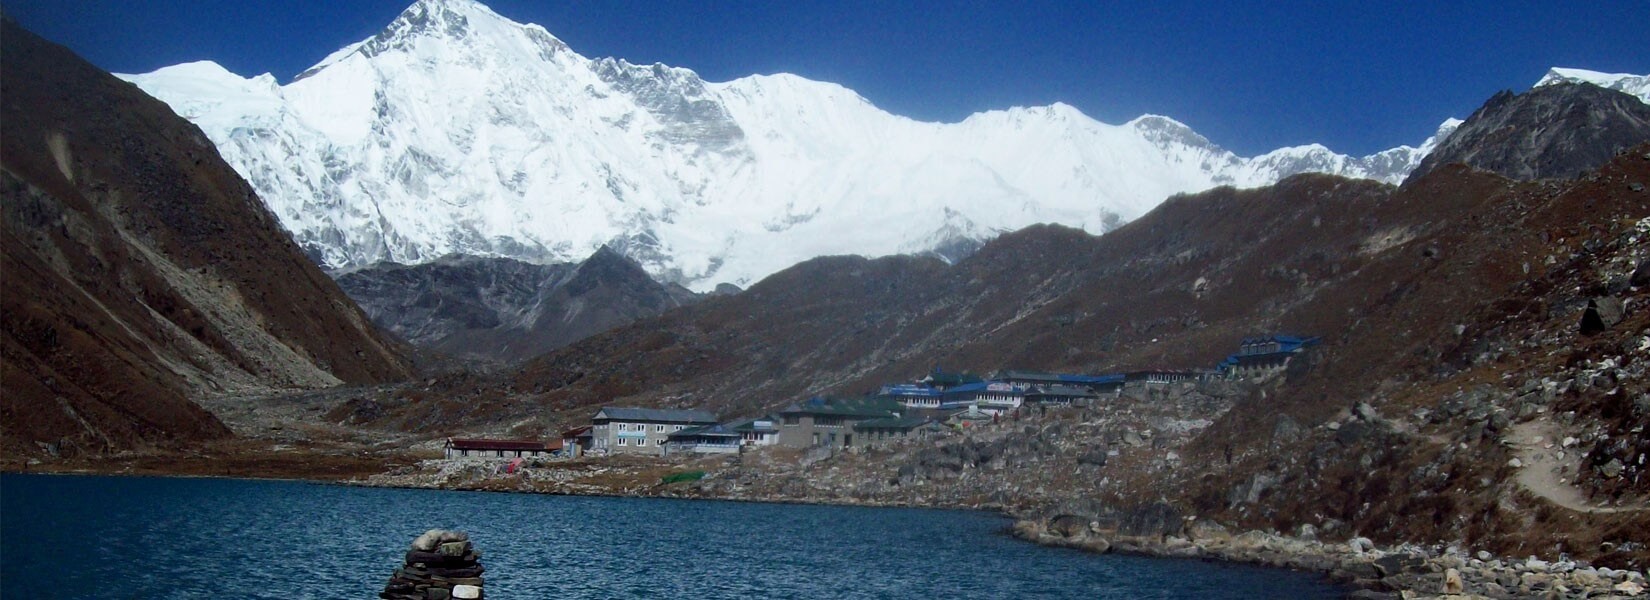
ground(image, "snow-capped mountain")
xmin=121 ymin=0 xmax=1461 ymax=291
xmin=1536 ymin=67 xmax=1650 ymax=104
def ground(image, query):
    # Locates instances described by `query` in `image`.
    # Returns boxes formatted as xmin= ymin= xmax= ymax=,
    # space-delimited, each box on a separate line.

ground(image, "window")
xmin=655 ymin=424 xmax=665 ymax=432
xmin=618 ymin=438 xmax=627 ymax=446
xmin=674 ymin=425 xmax=684 ymax=431
xmin=638 ymin=438 xmax=648 ymax=446
xmin=783 ymin=416 xmax=799 ymax=426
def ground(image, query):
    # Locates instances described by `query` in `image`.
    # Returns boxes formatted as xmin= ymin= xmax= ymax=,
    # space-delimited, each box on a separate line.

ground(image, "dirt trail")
xmin=1509 ymin=420 xmax=1646 ymax=514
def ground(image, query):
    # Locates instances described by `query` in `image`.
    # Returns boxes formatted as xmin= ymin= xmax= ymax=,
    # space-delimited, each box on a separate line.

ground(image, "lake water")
xmin=0 ymin=474 xmax=1345 ymax=599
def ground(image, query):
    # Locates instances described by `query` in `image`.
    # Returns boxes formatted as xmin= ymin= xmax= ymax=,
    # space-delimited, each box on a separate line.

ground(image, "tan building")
xmin=589 ymin=406 xmax=718 ymax=455
xmin=776 ymin=397 xmax=902 ymax=450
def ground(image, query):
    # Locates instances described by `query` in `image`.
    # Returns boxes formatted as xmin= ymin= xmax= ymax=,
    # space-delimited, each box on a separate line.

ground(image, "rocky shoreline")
xmin=1012 ymin=516 xmax=1647 ymax=600
xmin=348 ymin=453 xmax=1646 ymax=600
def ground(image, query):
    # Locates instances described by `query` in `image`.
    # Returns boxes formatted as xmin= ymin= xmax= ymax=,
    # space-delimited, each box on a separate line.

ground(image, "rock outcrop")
xmin=334 ymin=247 xmax=699 ymax=364
xmin=1407 ymin=82 xmax=1650 ymax=183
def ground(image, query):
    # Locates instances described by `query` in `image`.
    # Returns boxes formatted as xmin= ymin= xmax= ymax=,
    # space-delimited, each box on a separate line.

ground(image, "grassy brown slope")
xmin=1 ymin=19 xmax=414 ymax=456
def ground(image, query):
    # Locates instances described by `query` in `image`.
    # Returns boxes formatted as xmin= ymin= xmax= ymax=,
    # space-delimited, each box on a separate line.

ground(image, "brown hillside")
xmin=1 ymin=18 xmax=414 ymax=456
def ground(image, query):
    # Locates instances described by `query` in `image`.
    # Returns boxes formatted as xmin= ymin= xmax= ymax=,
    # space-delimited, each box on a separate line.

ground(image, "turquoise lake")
xmin=0 ymin=473 xmax=1346 ymax=598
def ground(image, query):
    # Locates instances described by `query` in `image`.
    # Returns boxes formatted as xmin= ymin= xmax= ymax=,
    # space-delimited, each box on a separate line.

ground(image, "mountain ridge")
xmin=119 ymin=0 xmax=1481 ymax=291
xmin=0 ymin=17 xmax=414 ymax=455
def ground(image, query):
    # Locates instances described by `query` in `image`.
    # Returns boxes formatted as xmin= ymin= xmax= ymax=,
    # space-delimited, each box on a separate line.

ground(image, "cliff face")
xmin=1407 ymin=82 xmax=1650 ymax=183
xmin=333 ymin=248 xmax=699 ymax=364
xmin=0 ymin=18 xmax=414 ymax=456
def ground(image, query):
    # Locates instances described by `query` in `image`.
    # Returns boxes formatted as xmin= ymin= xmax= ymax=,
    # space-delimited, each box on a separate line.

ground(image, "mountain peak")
xmin=1406 ymin=82 xmax=1650 ymax=184
xmin=1534 ymin=67 xmax=1650 ymax=104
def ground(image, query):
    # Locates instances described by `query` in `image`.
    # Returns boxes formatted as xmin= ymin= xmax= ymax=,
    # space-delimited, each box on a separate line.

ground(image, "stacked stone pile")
xmin=380 ymin=529 xmax=485 ymax=600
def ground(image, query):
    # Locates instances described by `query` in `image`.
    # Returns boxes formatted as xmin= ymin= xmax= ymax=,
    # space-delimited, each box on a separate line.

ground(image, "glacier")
xmin=121 ymin=0 xmax=1489 ymax=291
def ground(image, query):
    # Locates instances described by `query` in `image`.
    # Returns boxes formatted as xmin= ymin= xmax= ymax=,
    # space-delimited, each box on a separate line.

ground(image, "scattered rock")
xmin=1601 ymin=458 xmax=1625 ymax=478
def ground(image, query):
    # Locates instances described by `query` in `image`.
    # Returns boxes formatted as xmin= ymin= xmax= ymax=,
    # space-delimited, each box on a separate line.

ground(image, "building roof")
xmin=561 ymin=425 xmax=592 ymax=438
xmin=1027 ymin=385 xmax=1098 ymax=398
xmin=943 ymin=381 xmax=1026 ymax=395
xmin=992 ymin=370 xmax=1065 ymax=383
xmin=667 ymin=423 xmax=741 ymax=440
xmin=779 ymin=396 xmax=900 ymax=418
xmin=1058 ymin=373 xmax=1125 ymax=385
xmin=594 ymin=406 xmax=719 ymax=424
xmin=727 ymin=418 xmax=778 ymax=433
xmin=855 ymin=417 xmax=931 ymax=431
xmin=878 ymin=383 xmax=941 ymax=397
xmin=447 ymin=438 xmax=553 ymax=451
xmin=923 ymin=367 xmax=984 ymax=387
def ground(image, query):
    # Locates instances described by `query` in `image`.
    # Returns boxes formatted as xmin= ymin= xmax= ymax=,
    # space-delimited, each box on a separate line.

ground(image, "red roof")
xmin=447 ymin=438 xmax=552 ymax=451
xmin=561 ymin=426 xmax=592 ymax=438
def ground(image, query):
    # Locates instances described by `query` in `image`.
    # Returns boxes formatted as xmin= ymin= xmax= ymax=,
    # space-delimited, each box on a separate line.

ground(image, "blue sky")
xmin=8 ymin=0 xmax=1645 ymax=156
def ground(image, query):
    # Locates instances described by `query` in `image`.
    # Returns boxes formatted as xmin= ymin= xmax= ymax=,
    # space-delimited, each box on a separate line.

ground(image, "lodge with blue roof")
xmin=1216 ymin=335 xmax=1321 ymax=381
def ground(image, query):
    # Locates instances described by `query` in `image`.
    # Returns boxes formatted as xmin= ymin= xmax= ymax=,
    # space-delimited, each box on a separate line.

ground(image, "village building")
xmin=729 ymin=417 xmax=780 ymax=447
xmin=944 ymin=405 xmax=995 ymax=428
xmin=1024 ymin=384 xmax=1098 ymax=407
xmin=444 ymin=438 xmax=557 ymax=459
xmin=589 ymin=407 xmax=719 ymax=456
xmin=877 ymin=383 xmax=942 ymax=410
xmin=994 ymin=370 xmax=1124 ymax=397
xmin=776 ymin=397 xmax=902 ymax=449
xmin=991 ymin=370 xmax=1067 ymax=387
xmin=560 ymin=426 xmax=592 ymax=457
xmin=663 ymin=423 xmax=742 ymax=455
xmin=1217 ymin=335 xmax=1321 ymax=381
xmin=940 ymin=381 xmax=1026 ymax=414
xmin=1122 ymin=369 xmax=1201 ymax=391
xmin=853 ymin=417 xmax=935 ymax=446
xmin=919 ymin=367 xmax=984 ymax=391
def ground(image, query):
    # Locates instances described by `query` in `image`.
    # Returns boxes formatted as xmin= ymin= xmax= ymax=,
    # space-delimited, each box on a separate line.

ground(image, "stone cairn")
xmin=379 ymin=529 xmax=485 ymax=600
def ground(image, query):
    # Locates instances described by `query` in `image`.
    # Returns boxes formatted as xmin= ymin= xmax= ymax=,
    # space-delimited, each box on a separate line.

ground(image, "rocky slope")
xmin=333 ymin=247 xmax=699 ymax=364
xmin=0 ymin=18 xmax=414 ymax=457
xmin=118 ymin=0 xmax=1461 ymax=290
xmin=1409 ymin=82 xmax=1650 ymax=183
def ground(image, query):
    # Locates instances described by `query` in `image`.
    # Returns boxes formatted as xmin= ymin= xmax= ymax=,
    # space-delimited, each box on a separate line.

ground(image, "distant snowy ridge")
xmin=122 ymin=0 xmax=1470 ymax=291
xmin=1536 ymin=67 xmax=1650 ymax=104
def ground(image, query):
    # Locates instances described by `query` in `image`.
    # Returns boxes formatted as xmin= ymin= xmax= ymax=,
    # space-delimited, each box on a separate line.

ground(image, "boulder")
xmin=1375 ymin=553 xmax=1427 ymax=578
xmin=1579 ymin=297 xmax=1625 ymax=334
xmin=1115 ymin=502 xmax=1185 ymax=538
xmin=1444 ymin=567 xmax=1464 ymax=593
xmin=1047 ymin=514 xmax=1090 ymax=538
xmin=1601 ymin=458 xmax=1625 ymax=478
xmin=1077 ymin=448 xmax=1108 ymax=467
xmin=1186 ymin=519 xmax=1232 ymax=543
